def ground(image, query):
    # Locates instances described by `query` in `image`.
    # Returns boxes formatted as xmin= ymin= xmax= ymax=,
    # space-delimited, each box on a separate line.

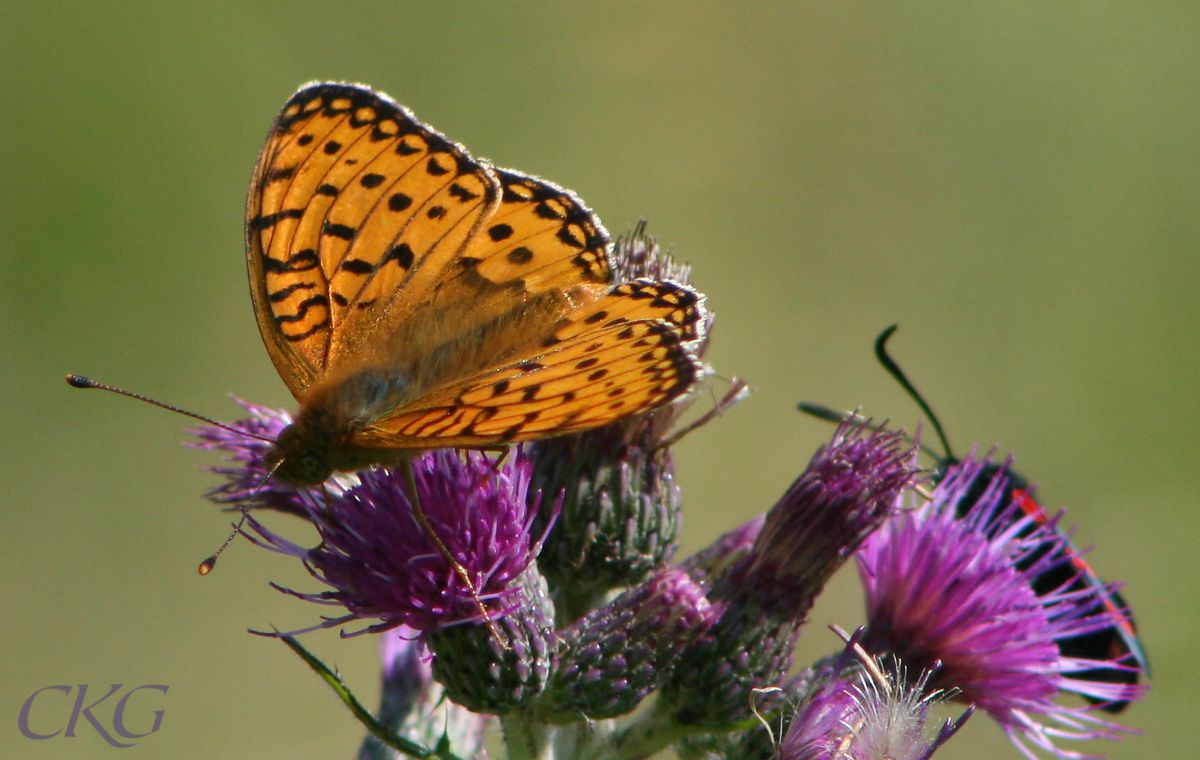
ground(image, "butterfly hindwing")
xmin=551 ymin=279 xmax=706 ymax=344
xmin=351 ymin=282 xmax=705 ymax=448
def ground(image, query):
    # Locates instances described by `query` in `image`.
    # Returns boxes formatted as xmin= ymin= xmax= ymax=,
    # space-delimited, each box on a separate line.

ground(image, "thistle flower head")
xmin=662 ymin=423 xmax=917 ymax=727
xmin=246 ymin=446 xmax=553 ymax=634
xmin=189 ymin=399 xmax=315 ymax=516
xmin=780 ymin=652 xmax=971 ymax=760
xmin=426 ymin=566 xmax=557 ymax=714
xmin=610 ymin=220 xmax=694 ymax=284
xmin=746 ymin=423 xmax=917 ymax=602
xmin=544 ymin=567 xmax=717 ymax=722
xmin=681 ymin=513 xmax=766 ymax=587
xmin=857 ymin=455 xmax=1146 ymax=758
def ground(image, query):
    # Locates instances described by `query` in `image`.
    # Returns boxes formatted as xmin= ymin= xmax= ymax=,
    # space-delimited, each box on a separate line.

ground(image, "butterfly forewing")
xmin=458 ymin=169 xmax=612 ymax=291
xmin=247 ymin=83 xmax=501 ymax=395
xmin=333 ymin=167 xmax=622 ymax=374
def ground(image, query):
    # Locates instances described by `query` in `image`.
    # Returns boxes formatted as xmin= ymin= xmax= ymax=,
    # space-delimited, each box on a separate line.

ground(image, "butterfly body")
xmin=268 ymin=366 xmax=417 ymax=485
xmin=247 ymin=82 xmax=707 ymax=483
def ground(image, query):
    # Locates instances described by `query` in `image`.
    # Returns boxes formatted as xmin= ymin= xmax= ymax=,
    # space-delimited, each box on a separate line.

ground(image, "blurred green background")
xmin=3 ymin=3 xmax=1194 ymax=758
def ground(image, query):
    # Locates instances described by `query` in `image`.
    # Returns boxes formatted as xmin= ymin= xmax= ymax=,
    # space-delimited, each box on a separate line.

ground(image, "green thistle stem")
xmin=591 ymin=707 xmax=691 ymax=760
xmin=280 ymin=635 xmax=463 ymax=760
xmin=500 ymin=709 xmax=553 ymax=760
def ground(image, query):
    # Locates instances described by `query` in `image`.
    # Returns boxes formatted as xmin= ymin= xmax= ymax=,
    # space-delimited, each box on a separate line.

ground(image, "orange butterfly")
xmin=247 ymin=82 xmax=707 ymax=485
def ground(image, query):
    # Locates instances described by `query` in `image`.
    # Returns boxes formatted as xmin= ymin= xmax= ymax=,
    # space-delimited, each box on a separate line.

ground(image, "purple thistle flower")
xmin=246 ymin=446 xmax=555 ymax=634
xmin=427 ymin=566 xmax=557 ymax=714
xmin=544 ymin=567 xmax=718 ymax=722
xmin=660 ymin=424 xmax=916 ymax=727
xmin=856 ymin=455 xmax=1146 ymax=759
xmin=610 ymin=220 xmax=695 ymax=284
xmin=189 ymin=399 xmax=316 ymax=516
xmin=747 ymin=425 xmax=916 ymax=600
xmin=780 ymin=652 xmax=971 ymax=760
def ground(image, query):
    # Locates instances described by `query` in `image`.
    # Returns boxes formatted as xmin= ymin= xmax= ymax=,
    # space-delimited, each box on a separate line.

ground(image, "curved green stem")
xmin=280 ymin=635 xmax=464 ymax=760
xmin=500 ymin=709 xmax=554 ymax=760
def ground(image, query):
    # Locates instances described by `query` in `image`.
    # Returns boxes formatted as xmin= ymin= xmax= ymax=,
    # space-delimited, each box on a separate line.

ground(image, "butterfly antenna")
xmin=873 ymin=325 xmax=956 ymax=460
xmin=400 ymin=460 xmax=505 ymax=647
xmin=197 ymin=509 xmax=248 ymax=576
xmin=197 ymin=458 xmax=284 ymax=576
xmin=65 ymin=374 xmax=274 ymax=443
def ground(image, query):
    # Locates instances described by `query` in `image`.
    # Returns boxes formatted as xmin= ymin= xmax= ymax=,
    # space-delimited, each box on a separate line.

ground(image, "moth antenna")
xmin=197 ymin=458 xmax=284 ymax=575
xmin=65 ymin=373 xmax=274 ymax=443
xmin=796 ymin=401 xmax=943 ymax=461
xmin=797 ymin=401 xmax=871 ymax=427
xmin=873 ymin=325 xmax=956 ymax=460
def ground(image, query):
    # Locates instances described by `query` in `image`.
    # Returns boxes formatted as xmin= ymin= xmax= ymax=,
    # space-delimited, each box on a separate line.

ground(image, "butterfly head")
xmin=267 ymin=421 xmax=334 ymax=486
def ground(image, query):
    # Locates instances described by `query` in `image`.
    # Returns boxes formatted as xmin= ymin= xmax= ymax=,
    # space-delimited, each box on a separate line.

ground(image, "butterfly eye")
xmin=271 ymin=424 xmax=333 ymax=486
xmin=274 ymin=451 xmax=331 ymax=487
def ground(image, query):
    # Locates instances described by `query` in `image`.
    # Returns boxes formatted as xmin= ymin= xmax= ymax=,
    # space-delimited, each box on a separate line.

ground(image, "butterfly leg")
xmin=400 ymin=459 xmax=504 ymax=646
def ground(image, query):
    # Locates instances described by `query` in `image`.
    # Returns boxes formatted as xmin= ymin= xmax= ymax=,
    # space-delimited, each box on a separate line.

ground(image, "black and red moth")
xmin=800 ymin=324 xmax=1149 ymax=713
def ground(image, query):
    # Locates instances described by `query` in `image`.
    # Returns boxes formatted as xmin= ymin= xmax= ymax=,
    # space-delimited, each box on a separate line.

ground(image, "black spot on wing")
xmin=268 ymin=281 xmax=316 ymax=302
xmin=388 ymin=192 xmax=412 ymax=212
xmin=262 ymin=248 xmax=319 ymax=273
xmin=266 ymin=165 xmax=297 ymax=182
xmin=283 ymin=317 xmax=331 ymax=343
xmin=384 ymin=243 xmax=414 ymax=269
xmin=507 ymin=246 xmax=534 ymax=264
xmin=534 ymin=202 xmax=561 ymax=220
xmin=274 ymin=294 xmax=329 ymax=324
xmin=250 ymin=208 xmax=304 ymax=231
xmin=322 ymin=221 xmax=357 ymax=240
xmin=557 ymin=226 xmax=584 ymax=248
xmin=449 ymin=182 xmax=480 ymax=202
